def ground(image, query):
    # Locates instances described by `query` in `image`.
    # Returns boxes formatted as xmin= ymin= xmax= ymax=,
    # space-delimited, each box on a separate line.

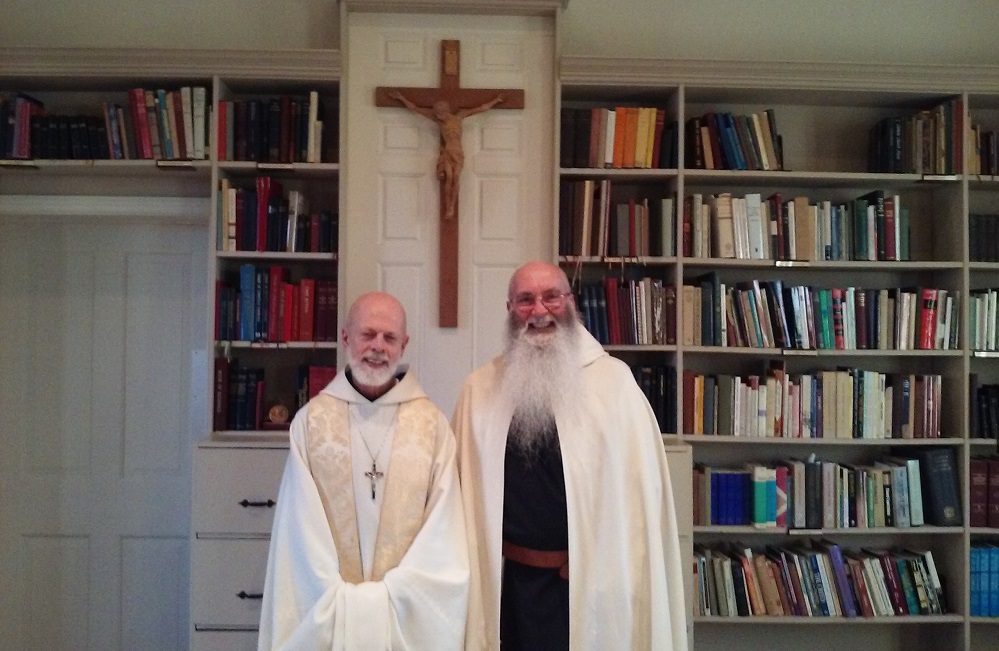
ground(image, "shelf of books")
xmin=558 ymin=58 xmax=999 ymax=651
xmin=210 ymin=76 xmax=340 ymax=438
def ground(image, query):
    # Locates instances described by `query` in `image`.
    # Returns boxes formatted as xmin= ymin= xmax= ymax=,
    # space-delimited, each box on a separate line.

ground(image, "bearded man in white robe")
xmin=258 ymin=292 xmax=469 ymax=650
xmin=452 ymin=261 xmax=688 ymax=650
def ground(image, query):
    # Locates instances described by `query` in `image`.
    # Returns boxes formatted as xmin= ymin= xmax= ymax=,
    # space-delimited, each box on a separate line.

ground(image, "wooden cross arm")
xmin=375 ymin=87 xmax=525 ymax=110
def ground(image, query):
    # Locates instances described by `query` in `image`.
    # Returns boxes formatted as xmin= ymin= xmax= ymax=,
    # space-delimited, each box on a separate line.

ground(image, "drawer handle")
xmin=237 ymin=591 xmax=264 ymax=600
xmin=238 ymin=499 xmax=276 ymax=508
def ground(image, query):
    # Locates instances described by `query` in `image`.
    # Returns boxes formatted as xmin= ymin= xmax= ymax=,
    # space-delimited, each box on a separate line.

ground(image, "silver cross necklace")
xmin=352 ymin=407 xmax=394 ymax=501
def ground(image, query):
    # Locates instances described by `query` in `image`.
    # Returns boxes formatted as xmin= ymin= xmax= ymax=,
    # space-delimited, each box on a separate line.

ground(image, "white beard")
xmin=500 ymin=308 xmax=582 ymax=458
xmin=347 ymin=349 xmax=399 ymax=390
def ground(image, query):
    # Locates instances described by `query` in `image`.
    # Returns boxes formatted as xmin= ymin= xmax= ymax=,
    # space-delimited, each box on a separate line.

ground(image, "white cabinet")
xmin=190 ymin=443 xmax=288 ymax=647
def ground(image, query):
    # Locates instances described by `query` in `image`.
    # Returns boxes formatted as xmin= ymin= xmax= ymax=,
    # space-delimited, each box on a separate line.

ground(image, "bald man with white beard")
xmin=452 ymin=261 xmax=688 ymax=651
xmin=259 ymin=292 xmax=469 ymax=650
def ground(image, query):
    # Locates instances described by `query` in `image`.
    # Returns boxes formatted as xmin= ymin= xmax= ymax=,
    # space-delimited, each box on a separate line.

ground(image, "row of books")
xmin=970 ymin=377 xmax=999 ymax=440
xmin=969 ymin=127 xmax=999 ymax=176
xmin=970 ymin=545 xmax=999 ymax=616
xmin=215 ymin=267 xmax=337 ymax=343
xmin=217 ymin=177 xmax=338 ymax=253
xmin=212 ymin=358 xmax=335 ymax=431
xmin=685 ymin=109 xmax=784 ymax=171
xmin=694 ymin=542 xmax=946 ymax=618
xmin=216 ymin=91 xmax=325 ymax=163
xmin=681 ymin=368 xmax=943 ymax=440
xmin=559 ymin=106 xmax=678 ymax=170
xmin=557 ymin=180 xmax=674 ymax=258
xmin=969 ymin=214 xmax=999 ymax=262
xmin=969 ymin=288 xmax=999 ymax=351
xmin=683 ymin=190 xmax=910 ymax=262
xmin=695 ymin=449 xmax=961 ymax=529
xmin=690 ymin=276 xmax=958 ymax=351
xmin=868 ymin=98 xmax=963 ymax=174
xmin=577 ymin=277 xmax=674 ymax=346
xmin=631 ymin=364 xmax=677 ymax=435
xmin=969 ymin=457 xmax=999 ymax=527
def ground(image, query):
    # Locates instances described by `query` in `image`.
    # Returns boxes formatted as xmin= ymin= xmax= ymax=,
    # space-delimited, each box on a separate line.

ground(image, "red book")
xmin=681 ymin=370 xmax=695 ymax=435
xmin=664 ymin=284 xmax=677 ymax=346
xmin=299 ymin=278 xmax=316 ymax=342
xmin=171 ymin=90 xmax=187 ymax=159
xmin=282 ymin=282 xmax=296 ymax=342
xmin=884 ymin=196 xmax=897 ymax=261
xmin=128 ymin=88 xmax=152 ymax=159
xmin=267 ymin=266 xmax=288 ymax=342
xmin=289 ymin=284 xmax=301 ymax=341
xmin=988 ymin=458 xmax=999 ymax=527
xmin=603 ymin=276 xmax=620 ymax=345
xmin=831 ymin=288 xmax=846 ymax=349
xmin=315 ymin=280 xmax=329 ymax=342
xmin=970 ymin=457 xmax=989 ymax=527
xmin=918 ymin=288 xmax=938 ymax=350
xmin=775 ymin=465 xmax=789 ymax=527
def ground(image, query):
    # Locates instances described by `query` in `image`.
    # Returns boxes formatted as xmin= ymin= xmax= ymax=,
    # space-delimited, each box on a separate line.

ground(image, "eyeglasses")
xmin=512 ymin=291 xmax=571 ymax=311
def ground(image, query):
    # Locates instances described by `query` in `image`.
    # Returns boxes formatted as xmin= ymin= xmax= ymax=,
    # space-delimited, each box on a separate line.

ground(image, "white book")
xmin=745 ymin=192 xmax=765 ymax=259
xmin=192 ymin=86 xmax=207 ymax=159
xmin=286 ymin=190 xmax=307 ymax=252
xmin=867 ymin=205 xmax=877 ymax=261
xmin=934 ymin=289 xmax=948 ymax=349
xmin=785 ymin=200 xmax=797 ymax=259
xmin=603 ymin=109 xmax=617 ymax=168
xmin=307 ymin=90 xmax=320 ymax=163
xmin=691 ymin=193 xmax=704 ymax=257
xmin=660 ymin=197 xmax=674 ymax=256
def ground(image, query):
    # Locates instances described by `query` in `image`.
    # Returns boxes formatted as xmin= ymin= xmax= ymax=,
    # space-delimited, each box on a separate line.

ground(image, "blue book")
xmin=238 ymin=264 xmax=256 ymax=341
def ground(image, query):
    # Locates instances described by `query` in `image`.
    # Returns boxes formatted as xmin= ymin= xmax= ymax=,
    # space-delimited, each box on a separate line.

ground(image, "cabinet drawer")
xmin=193 ymin=446 xmax=287 ymax=534
xmin=191 ymin=629 xmax=258 ymax=651
xmin=191 ymin=537 xmax=270 ymax=628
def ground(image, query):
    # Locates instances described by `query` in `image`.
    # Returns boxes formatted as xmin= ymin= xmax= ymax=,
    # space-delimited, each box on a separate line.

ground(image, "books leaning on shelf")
xmin=693 ymin=542 xmax=945 ymax=618
xmin=686 ymin=279 xmax=958 ymax=351
xmin=694 ymin=450 xmax=957 ymax=529
xmin=559 ymin=106 xmax=677 ymax=170
xmin=558 ymin=180 xmax=675 ymax=258
xmin=215 ymin=268 xmax=337 ymax=344
xmin=630 ymin=363 xmax=676 ymax=435
xmin=216 ymin=90 xmax=325 ymax=163
xmin=681 ymin=191 xmax=910 ymax=262
xmin=576 ymin=276 xmax=675 ymax=346
xmin=0 ymin=87 xmax=209 ymax=161
xmin=969 ymin=214 xmax=999 ymax=262
xmin=684 ymin=109 xmax=783 ymax=171
xmin=868 ymin=97 xmax=965 ymax=175
xmin=967 ymin=456 xmax=999 ymax=527
xmin=682 ymin=367 xmax=943 ymax=440
xmin=968 ymin=122 xmax=998 ymax=176
xmin=217 ymin=177 xmax=339 ymax=254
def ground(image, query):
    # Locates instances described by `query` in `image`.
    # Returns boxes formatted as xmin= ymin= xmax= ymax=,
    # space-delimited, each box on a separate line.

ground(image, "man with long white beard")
xmin=258 ymin=292 xmax=469 ymax=650
xmin=452 ymin=261 xmax=688 ymax=650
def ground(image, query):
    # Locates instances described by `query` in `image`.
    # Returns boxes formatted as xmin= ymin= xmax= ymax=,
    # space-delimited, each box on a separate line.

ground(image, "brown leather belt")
xmin=502 ymin=540 xmax=569 ymax=580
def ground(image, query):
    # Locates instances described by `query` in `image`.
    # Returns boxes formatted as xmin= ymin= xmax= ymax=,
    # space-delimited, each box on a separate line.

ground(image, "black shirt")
xmin=500 ymin=416 xmax=570 ymax=651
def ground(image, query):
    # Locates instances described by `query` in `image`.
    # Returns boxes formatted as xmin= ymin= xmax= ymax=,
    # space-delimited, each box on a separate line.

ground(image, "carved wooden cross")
xmin=376 ymin=40 xmax=525 ymax=327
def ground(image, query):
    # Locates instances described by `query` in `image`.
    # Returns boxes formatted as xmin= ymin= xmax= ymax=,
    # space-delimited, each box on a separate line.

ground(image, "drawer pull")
xmin=238 ymin=499 xmax=276 ymax=508
xmin=237 ymin=591 xmax=264 ymax=600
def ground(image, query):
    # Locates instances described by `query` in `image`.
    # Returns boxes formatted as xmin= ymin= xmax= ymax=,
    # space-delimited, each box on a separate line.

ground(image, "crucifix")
xmin=376 ymin=40 xmax=525 ymax=327
xmin=364 ymin=461 xmax=384 ymax=501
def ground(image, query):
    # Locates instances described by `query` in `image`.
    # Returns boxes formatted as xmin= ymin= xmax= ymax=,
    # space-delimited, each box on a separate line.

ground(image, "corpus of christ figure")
xmin=376 ymin=40 xmax=525 ymax=327
xmin=389 ymin=91 xmax=503 ymax=221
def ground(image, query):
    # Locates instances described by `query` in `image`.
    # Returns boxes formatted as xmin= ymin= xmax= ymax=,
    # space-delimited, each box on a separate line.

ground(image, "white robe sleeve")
xmin=257 ymin=407 xmax=469 ymax=651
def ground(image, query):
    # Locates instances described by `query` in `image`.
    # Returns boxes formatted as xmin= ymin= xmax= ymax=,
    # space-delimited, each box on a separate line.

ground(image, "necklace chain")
xmin=350 ymin=405 xmax=396 ymax=501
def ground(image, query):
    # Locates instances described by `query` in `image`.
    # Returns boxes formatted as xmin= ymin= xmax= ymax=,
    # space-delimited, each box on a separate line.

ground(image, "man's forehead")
xmin=512 ymin=268 xmax=565 ymax=293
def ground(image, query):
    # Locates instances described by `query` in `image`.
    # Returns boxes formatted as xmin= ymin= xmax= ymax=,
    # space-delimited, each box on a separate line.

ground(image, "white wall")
xmin=3 ymin=0 xmax=998 ymax=65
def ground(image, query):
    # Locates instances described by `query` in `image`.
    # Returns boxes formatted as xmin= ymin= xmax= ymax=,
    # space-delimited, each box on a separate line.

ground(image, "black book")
xmin=559 ymin=107 xmax=576 ymax=168
xmin=910 ymin=447 xmax=961 ymax=526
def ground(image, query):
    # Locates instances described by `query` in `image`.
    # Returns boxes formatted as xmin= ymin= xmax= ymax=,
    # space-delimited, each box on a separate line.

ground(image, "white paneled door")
xmin=0 ymin=215 xmax=207 ymax=650
xmin=344 ymin=12 xmax=555 ymax=415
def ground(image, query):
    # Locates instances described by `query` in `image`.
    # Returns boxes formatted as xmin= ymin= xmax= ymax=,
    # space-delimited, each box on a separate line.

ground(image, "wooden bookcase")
xmin=557 ymin=57 xmax=999 ymax=651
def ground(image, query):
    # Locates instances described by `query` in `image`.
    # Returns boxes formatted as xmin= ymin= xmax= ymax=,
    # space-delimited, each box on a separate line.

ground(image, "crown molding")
xmin=339 ymin=0 xmax=566 ymax=15
xmin=0 ymin=48 xmax=341 ymax=83
xmin=560 ymin=56 xmax=999 ymax=95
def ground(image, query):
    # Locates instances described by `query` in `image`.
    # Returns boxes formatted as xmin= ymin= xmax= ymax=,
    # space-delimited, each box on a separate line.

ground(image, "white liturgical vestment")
xmin=452 ymin=325 xmax=689 ymax=650
xmin=258 ymin=366 xmax=469 ymax=650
